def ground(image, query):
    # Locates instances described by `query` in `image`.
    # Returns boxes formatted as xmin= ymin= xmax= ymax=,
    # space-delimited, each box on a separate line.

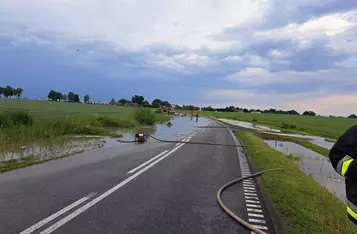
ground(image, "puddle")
xmin=265 ymin=140 xmax=346 ymax=203
xmin=218 ymin=119 xmax=281 ymax=133
xmin=0 ymin=137 xmax=106 ymax=163
xmin=219 ymin=118 xmax=334 ymax=150
xmin=108 ymin=116 xmax=214 ymax=142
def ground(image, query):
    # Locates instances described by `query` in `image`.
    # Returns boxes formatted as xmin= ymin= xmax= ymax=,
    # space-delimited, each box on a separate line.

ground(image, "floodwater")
xmin=0 ymin=116 xmax=213 ymax=164
xmin=110 ymin=116 xmax=214 ymax=142
xmin=0 ymin=138 xmax=105 ymax=162
xmin=219 ymin=118 xmax=334 ymax=150
xmin=265 ymin=140 xmax=346 ymax=203
xmin=218 ymin=119 xmax=281 ymax=133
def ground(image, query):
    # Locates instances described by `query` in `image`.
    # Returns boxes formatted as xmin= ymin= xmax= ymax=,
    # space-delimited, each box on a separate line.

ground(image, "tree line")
xmin=201 ymin=105 xmax=316 ymax=116
xmin=0 ymin=86 xmax=24 ymax=98
xmin=110 ymin=95 xmax=172 ymax=108
xmin=48 ymin=90 xmax=90 ymax=103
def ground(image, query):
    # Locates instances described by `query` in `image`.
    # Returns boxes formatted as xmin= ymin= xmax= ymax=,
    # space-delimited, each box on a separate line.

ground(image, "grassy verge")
xmin=238 ymin=131 xmax=357 ymax=234
xmin=199 ymin=110 xmax=357 ymax=139
xmin=257 ymin=132 xmax=330 ymax=157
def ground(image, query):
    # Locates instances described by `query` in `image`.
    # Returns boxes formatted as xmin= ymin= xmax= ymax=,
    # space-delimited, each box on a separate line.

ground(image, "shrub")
xmin=134 ymin=108 xmax=157 ymax=125
xmin=0 ymin=111 xmax=33 ymax=128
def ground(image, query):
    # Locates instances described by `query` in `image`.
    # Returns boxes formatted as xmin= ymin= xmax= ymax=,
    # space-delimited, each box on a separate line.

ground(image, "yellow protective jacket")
xmin=329 ymin=125 xmax=357 ymax=224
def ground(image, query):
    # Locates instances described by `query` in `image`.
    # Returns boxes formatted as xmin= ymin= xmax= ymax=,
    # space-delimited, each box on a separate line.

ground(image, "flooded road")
xmin=110 ymin=116 xmax=214 ymax=142
xmin=219 ymin=118 xmax=335 ymax=150
xmin=0 ymin=116 xmax=214 ymax=165
xmin=265 ymin=140 xmax=346 ymax=203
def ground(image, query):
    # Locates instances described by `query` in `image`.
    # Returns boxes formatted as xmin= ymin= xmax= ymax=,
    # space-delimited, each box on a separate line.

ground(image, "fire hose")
xmin=117 ymin=133 xmax=284 ymax=234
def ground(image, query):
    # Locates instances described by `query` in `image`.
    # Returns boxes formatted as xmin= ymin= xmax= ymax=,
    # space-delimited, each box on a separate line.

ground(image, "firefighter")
xmin=329 ymin=125 xmax=357 ymax=225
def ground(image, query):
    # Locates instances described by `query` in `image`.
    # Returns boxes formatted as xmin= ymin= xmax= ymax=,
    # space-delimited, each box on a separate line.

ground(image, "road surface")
xmin=0 ymin=121 xmax=276 ymax=234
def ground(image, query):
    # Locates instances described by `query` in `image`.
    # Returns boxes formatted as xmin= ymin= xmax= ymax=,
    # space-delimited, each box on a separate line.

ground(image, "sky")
xmin=1 ymin=0 xmax=357 ymax=116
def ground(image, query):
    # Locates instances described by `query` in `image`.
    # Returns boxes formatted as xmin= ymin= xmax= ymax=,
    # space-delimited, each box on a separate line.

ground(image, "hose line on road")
xmin=217 ymin=168 xmax=284 ymax=234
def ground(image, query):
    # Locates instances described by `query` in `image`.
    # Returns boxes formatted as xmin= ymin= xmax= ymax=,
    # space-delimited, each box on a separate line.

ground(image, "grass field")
xmin=201 ymin=111 xmax=357 ymax=139
xmin=0 ymin=98 xmax=135 ymax=119
xmin=238 ymin=131 xmax=357 ymax=234
xmin=0 ymin=99 xmax=169 ymax=153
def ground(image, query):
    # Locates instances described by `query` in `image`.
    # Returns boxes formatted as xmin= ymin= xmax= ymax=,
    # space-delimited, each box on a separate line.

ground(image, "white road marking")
xmin=243 ymin=185 xmax=255 ymax=188
xmin=247 ymin=204 xmax=262 ymax=208
xmin=242 ymin=181 xmax=253 ymax=185
xmin=246 ymin=200 xmax=260 ymax=204
xmin=249 ymin=219 xmax=266 ymax=224
xmin=18 ymin=193 xmax=96 ymax=234
xmin=243 ymin=187 xmax=256 ymax=190
xmin=244 ymin=192 xmax=258 ymax=196
xmin=248 ymin=213 xmax=264 ymax=218
xmin=252 ymin=224 xmax=268 ymax=230
xmin=128 ymin=150 xmax=169 ymax=174
xmin=33 ymin=140 xmax=189 ymax=234
xmin=247 ymin=208 xmax=263 ymax=213
xmin=244 ymin=189 xmax=256 ymax=193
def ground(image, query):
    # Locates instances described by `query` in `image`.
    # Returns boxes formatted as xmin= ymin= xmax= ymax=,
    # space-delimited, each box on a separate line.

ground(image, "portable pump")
xmin=135 ymin=133 xmax=148 ymax=143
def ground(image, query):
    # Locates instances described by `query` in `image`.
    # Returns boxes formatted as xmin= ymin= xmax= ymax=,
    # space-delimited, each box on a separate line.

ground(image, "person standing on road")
xmin=329 ymin=125 xmax=357 ymax=225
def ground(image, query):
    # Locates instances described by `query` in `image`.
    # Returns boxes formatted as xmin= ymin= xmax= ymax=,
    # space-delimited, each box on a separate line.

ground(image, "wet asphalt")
xmin=0 ymin=120 xmax=274 ymax=234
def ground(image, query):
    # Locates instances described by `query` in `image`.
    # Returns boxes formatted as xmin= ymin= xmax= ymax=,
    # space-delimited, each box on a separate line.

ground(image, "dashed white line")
xmin=248 ymin=213 xmax=264 ymax=218
xmin=32 ymin=139 xmax=190 ymax=234
xmin=244 ymin=192 xmax=258 ymax=196
xmin=252 ymin=224 xmax=268 ymax=230
xmin=247 ymin=204 xmax=262 ymax=208
xmin=18 ymin=193 xmax=97 ymax=234
xmin=246 ymin=200 xmax=260 ymax=204
xmin=247 ymin=208 xmax=263 ymax=213
xmin=249 ymin=219 xmax=266 ymax=224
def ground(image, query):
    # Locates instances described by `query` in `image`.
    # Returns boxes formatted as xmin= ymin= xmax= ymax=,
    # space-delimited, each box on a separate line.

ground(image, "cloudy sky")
xmin=1 ymin=0 xmax=357 ymax=116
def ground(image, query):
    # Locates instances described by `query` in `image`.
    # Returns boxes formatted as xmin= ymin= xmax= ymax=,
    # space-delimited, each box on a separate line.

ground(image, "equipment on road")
xmin=117 ymin=126 xmax=285 ymax=234
xmin=217 ymin=168 xmax=284 ymax=234
xmin=329 ymin=124 xmax=357 ymax=225
xmin=134 ymin=133 xmax=148 ymax=143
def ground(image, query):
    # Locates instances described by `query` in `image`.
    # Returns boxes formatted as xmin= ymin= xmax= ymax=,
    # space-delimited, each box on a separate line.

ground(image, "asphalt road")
xmin=0 ymin=122 xmax=276 ymax=234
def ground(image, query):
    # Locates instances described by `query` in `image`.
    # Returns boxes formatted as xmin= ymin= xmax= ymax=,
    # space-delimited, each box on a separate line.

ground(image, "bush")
xmin=134 ymin=108 xmax=157 ymax=125
xmin=155 ymin=108 xmax=162 ymax=114
xmin=252 ymin=118 xmax=258 ymax=123
xmin=281 ymin=122 xmax=297 ymax=129
xmin=0 ymin=111 xmax=33 ymax=128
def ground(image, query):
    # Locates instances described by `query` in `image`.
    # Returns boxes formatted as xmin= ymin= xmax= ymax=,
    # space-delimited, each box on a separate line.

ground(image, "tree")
xmin=3 ymin=86 xmax=13 ymax=98
xmin=303 ymin=111 xmax=316 ymax=116
xmin=118 ymin=98 xmax=129 ymax=104
xmin=0 ymin=87 xmax=3 ymax=98
xmin=162 ymin=101 xmax=171 ymax=107
xmin=16 ymin=88 xmax=23 ymax=98
xmin=110 ymin=98 xmax=115 ymax=105
xmin=152 ymin=99 xmax=163 ymax=108
xmin=48 ymin=90 xmax=57 ymax=101
xmin=84 ymin=94 xmax=90 ymax=103
xmin=63 ymin=94 xmax=68 ymax=101
xmin=142 ymin=100 xmax=151 ymax=107
xmin=131 ymin=95 xmax=144 ymax=105
xmin=74 ymin=94 xmax=80 ymax=103
xmin=56 ymin=92 xmax=63 ymax=101
xmin=68 ymin=92 xmax=75 ymax=102
xmin=348 ymin=114 xmax=357 ymax=119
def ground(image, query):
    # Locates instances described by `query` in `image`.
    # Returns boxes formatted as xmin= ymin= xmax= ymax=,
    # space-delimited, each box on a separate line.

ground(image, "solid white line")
xmin=252 ymin=224 xmax=268 ymax=230
xmin=248 ymin=213 xmax=264 ymax=218
xmin=128 ymin=150 xmax=169 ymax=174
xmin=18 ymin=193 xmax=96 ymax=234
xmin=176 ymin=138 xmax=187 ymax=146
xmin=247 ymin=208 xmax=263 ymax=213
xmin=247 ymin=204 xmax=261 ymax=208
xmin=37 ymin=141 xmax=188 ymax=234
xmin=246 ymin=200 xmax=260 ymax=204
xmin=249 ymin=219 xmax=266 ymax=224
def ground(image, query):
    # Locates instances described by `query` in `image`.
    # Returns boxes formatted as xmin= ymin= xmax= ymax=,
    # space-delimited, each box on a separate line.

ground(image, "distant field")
xmin=0 ymin=99 xmax=135 ymax=119
xmin=201 ymin=111 xmax=357 ymax=139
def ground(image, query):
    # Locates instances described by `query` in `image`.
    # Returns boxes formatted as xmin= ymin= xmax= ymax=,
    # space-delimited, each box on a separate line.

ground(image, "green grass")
xmin=201 ymin=111 xmax=357 ymax=139
xmin=258 ymin=132 xmax=330 ymax=157
xmin=0 ymin=99 xmax=169 ymax=153
xmin=238 ymin=131 xmax=357 ymax=234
